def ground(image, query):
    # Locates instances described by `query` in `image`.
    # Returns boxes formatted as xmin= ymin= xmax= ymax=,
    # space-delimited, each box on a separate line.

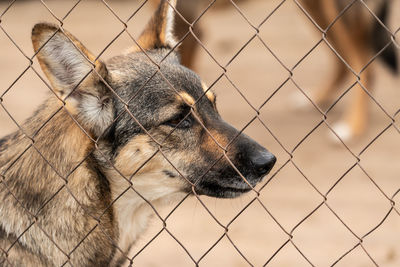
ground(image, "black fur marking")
xmin=3 ymin=170 xmax=48 ymax=214
xmin=84 ymin=155 xmax=116 ymax=262
xmin=0 ymin=225 xmax=7 ymax=239
xmin=104 ymin=121 xmax=117 ymax=155
xmin=163 ymin=170 xmax=176 ymax=178
xmin=0 ymin=224 xmax=22 ymax=249
xmin=0 ymin=137 xmax=6 ymax=151
xmin=85 ymin=155 xmax=113 ymax=217
xmin=0 ymin=132 xmax=18 ymax=153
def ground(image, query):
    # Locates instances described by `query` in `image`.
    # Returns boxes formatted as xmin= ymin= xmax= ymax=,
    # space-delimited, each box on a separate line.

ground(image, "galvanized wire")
xmin=0 ymin=0 xmax=399 ymax=266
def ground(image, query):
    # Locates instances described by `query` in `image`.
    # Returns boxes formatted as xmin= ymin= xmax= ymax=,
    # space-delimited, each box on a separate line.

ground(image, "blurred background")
xmin=0 ymin=0 xmax=399 ymax=266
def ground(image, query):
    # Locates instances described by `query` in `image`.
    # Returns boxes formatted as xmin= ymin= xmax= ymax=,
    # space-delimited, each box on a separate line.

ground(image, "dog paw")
xmin=329 ymin=121 xmax=353 ymax=143
xmin=289 ymin=92 xmax=311 ymax=110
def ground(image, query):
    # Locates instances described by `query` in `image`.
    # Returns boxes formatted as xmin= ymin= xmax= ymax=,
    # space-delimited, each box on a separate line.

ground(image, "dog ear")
xmin=32 ymin=23 xmax=113 ymax=136
xmin=137 ymin=0 xmax=178 ymax=50
xmin=32 ymin=23 xmax=107 ymax=99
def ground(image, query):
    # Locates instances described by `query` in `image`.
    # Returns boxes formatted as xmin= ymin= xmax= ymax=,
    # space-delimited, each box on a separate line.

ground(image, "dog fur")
xmin=0 ymin=0 xmax=275 ymax=266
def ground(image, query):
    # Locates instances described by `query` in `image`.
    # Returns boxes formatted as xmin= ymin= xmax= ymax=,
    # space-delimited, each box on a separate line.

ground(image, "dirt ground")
xmin=1 ymin=0 xmax=400 ymax=266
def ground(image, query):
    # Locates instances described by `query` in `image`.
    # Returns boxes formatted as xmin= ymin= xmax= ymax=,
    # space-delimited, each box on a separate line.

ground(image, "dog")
xmin=298 ymin=0 xmax=398 ymax=141
xmin=0 ymin=0 xmax=276 ymax=266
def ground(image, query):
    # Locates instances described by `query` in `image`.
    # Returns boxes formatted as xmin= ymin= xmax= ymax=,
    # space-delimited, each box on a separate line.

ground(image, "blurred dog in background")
xmin=300 ymin=0 xmax=398 ymax=141
xmin=164 ymin=0 xmax=398 ymax=141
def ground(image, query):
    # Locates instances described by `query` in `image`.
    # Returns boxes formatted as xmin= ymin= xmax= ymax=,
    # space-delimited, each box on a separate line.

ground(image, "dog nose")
xmin=250 ymin=150 xmax=276 ymax=176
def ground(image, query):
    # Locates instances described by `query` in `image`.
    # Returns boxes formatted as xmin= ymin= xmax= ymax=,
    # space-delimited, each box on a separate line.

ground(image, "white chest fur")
xmin=108 ymin=171 xmax=186 ymax=264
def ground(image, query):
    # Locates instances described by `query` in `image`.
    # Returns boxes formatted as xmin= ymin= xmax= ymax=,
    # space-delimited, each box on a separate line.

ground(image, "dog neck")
xmin=105 ymin=168 xmax=186 ymax=265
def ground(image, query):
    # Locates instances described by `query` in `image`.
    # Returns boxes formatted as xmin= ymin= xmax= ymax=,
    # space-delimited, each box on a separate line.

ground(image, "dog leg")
xmin=314 ymin=60 xmax=348 ymax=106
xmin=327 ymin=30 xmax=372 ymax=141
xmin=333 ymin=65 xmax=372 ymax=141
xmin=293 ymin=0 xmax=346 ymax=109
xmin=308 ymin=0 xmax=372 ymax=142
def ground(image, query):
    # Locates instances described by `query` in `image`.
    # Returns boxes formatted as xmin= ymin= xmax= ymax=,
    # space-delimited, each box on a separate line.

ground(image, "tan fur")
xmin=106 ymin=135 xmax=186 ymax=262
xmin=137 ymin=0 xmax=177 ymax=50
xmin=149 ymin=0 xmax=249 ymax=69
xmin=201 ymin=81 xmax=216 ymax=104
xmin=201 ymin=129 xmax=230 ymax=155
xmin=178 ymin=91 xmax=196 ymax=106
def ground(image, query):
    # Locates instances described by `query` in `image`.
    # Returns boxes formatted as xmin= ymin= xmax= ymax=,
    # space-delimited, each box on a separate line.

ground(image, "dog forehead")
xmin=107 ymin=51 xmax=206 ymax=101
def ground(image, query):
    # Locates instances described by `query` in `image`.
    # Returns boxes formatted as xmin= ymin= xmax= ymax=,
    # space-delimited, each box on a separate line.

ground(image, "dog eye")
xmin=164 ymin=115 xmax=192 ymax=129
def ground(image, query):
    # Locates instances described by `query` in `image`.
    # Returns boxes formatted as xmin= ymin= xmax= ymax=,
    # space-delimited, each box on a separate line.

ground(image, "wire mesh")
xmin=0 ymin=0 xmax=399 ymax=266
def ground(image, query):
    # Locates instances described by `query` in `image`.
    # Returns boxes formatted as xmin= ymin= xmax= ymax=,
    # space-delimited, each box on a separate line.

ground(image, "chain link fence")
xmin=0 ymin=0 xmax=399 ymax=266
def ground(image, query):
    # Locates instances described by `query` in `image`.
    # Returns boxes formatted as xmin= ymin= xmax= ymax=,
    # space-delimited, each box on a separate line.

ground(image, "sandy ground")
xmin=1 ymin=0 xmax=400 ymax=266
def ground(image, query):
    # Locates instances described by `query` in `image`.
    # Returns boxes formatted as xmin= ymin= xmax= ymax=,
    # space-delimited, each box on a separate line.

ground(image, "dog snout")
xmin=249 ymin=149 xmax=276 ymax=177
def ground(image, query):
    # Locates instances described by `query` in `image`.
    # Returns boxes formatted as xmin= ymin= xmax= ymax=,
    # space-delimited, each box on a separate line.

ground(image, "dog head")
xmin=31 ymin=0 xmax=276 ymax=199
